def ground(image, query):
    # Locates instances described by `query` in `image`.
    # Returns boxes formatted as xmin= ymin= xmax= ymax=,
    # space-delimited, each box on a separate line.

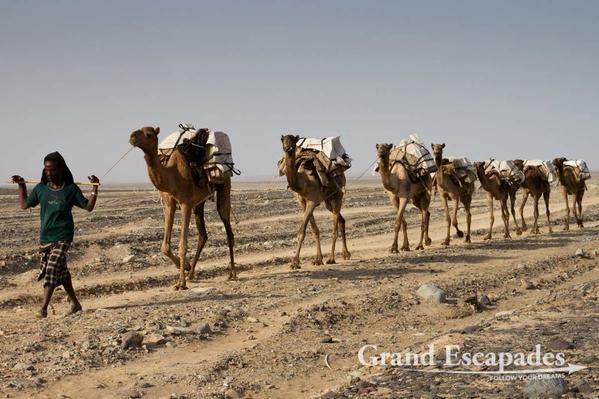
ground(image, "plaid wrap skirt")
xmin=38 ymin=242 xmax=71 ymax=288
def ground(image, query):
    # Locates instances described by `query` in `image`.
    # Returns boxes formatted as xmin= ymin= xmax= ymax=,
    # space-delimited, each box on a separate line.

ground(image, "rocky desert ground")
xmin=0 ymin=179 xmax=597 ymax=399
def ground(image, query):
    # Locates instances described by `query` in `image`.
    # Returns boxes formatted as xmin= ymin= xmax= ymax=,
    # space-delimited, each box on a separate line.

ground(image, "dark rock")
xmin=120 ymin=331 xmax=144 ymax=350
xmin=416 ymin=284 xmax=447 ymax=303
xmin=547 ymin=338 xmax=574 ymax=351
xmin=523 ymin=376 xmax=568 ymax=399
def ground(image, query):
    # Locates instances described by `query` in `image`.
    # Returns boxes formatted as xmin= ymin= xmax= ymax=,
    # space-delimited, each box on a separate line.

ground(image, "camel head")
xmin=130 ymin=127 xmax=160 ymax=153
xmin=431 ymin=143 xmax=445 ymax=158
xmin=375 ymin=143 xmax=393 ymax=160
xmin=281 ymin=134 xmax=300 ymax=153
xmin=513 ymin=159 xmax=524 ymax=171
xmin=473 ymin=161 xmax=485 ymax=173
xmin=552 ymin=157 xmax=567 ymax=169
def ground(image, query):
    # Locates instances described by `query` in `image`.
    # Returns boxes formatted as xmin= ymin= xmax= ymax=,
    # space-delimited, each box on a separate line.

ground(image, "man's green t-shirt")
xmin=26 ymin=183 xmax=89 ymax=244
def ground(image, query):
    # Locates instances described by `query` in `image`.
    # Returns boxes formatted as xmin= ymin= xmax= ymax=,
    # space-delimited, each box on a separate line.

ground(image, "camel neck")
xmin=434 ymin=153 xmax=444 ymax=186
xmin=476 ymin=167 xmax=492 ymax=190
xmin=555 ymin=164 xmax=568 ymax=187
xmin=378 ymin=156 xmax=394 ymax=191
xmin=143 ymin=151 xmax=173 ymax=192
xmin=283 ymin=150 xmax=301 ymax=191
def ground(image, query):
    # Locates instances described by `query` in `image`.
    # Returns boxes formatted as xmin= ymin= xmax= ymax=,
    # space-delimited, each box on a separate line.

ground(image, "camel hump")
xmin=564 ymin=160 xmax=591 ymax=181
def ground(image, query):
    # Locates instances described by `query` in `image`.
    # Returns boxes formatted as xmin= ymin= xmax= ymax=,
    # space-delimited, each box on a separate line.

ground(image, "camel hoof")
xmin=516 ymin=229 xmax=522 ymax=236
xmin=442 ymin=239 xmax=450 ymax=246
xmin=290 ymin=260 xmax=301 ymax=270
xmin=326 ymin=258 xmax=336 ymax=265
xmin=465 ymin=236 xmax=471 ymax=243
xmin=563 ymin=226 xmax=569 ymax=231
xmin=578 ymin=223 xmax=584 ymax=229
xmin=521 ymin=225 xmax=528 ymax=232
xmin=228 ymin=274 xmax=238 ymax=281
xmin=456 ymin=230 xmax=464 ymax=238
xmin=484 ymin=235 xmax=492 ymax=241
xmin=415 ymin=245 xmax=424 ymax=250
xmin=401 ymin=246 xmax=410 ymax=252
xmin=425 ymin=238 xmax=432 ymax=246
xmin=504 ymin=234 xmax=511 ymax=239
xmin=548 ymin=229 xmax=553 ymax=234
xmin=343 ymin=251 xmax=351 ymax=260
xmin=312 ymin=258 xmax=324 ymax=266
xmin=390 ymin=247 xmax=399 ymax=254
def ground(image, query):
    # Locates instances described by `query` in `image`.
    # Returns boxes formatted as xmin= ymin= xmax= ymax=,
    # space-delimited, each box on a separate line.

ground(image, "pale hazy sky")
xmin=1 ymin=1 xmax=597 ymax=183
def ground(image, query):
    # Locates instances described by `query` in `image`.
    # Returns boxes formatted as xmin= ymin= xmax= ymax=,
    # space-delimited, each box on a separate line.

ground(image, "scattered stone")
xmin=246 ymin=317 xmax=259 ymax=323
xmin=189 ymin=287 xmax=217 ymax=296
xmin=62 ymin=351 xmax=71 ymax=360
xmin=122 ymin=255 xmax=136 ymax=263
xmin=136 ymin=382 xmax=153 ymax=389
xmin=30 ymin=377 xmax=46 ymax=387
xmin=165 ymin=341 xmax=177 ymax=348
xmin=144 ymin=334 xmax=167 ymax=346
xmin=495 ymin=310 xmax=515 ymax=318
xmin=546 ymin=338 xmax=574 ymax=350
xmin=574 ymin=248 xmax=585 ymax=258
xmin=127 ymin=390 xmax=143 ymax=399
xmin=12 ymin=363 xmax=34 ymax=371
xmin=479 ymin=295 xmax=492 ymax=307
xmin=320 ymin=336 xmax=333 ymax=343
xmin=523 ymin=376 xmax=568 ymax=399
xmin=521 ymin=279 xmax=535 ymax=289
xmin=461 ymin=325 xmax=481 ymax=334
xmin=196 ymin=323 xmax=212 ymax=335
xmin=573 ymin=380 xmax=594 ymax=394
xmin=120 ymin=331 xmax=144 ymax=350
xmin=416 ymin=284 xmax=447 ymax=303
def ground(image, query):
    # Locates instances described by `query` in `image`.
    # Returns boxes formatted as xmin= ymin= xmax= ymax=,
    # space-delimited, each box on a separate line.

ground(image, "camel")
xmin=280 ymin=135 xmax=350 ymax=269
xmin=474 ymin=161 xmax=512 ymax=240
xmin=129 ymin=126 xmax=236 ymax=290
xmin=553 ymin=157 xmax=586 ymax=230
xmin=375 ymin=144 xmax=432 ymax=252
xmin=513 ymin=160 xmax=552 ymax=234
xmin=430 ymin=144 xmax=475 ymax=245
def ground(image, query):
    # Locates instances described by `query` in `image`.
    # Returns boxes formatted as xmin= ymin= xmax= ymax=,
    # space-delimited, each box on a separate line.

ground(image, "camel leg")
xmin=415 ymin=208 xmax=426 ymax=250
xmin=463 ymin=197 xmax=472 ymax=243
xmin=328 ymin=213 xmax=339 ymax=264
xmin=339 ymin=212 xmax=350 ymax=260
xmin=519 ymin=190 xmax=529 ymax=232
xmin=485 ymin=193 xmax=494 ymax=240
xmin=391 ymin=197 xmax=409 ymax=252
xmin=160 ymin=195 xmax=188 ymax=270
xmin=571 ymin=193 xmax=579 ymax=229
xmin=216 ymin=183 xmax=237 ymax=280
xmin=532 ymin=195 xmax=540 ymax=234
xmin=510 ymin=191 xmax=522 ymax=235
xmin=501 ymin=199 xmax=511 ymax=239
xmin=452 ymin=198 xmax=463 ymax=238
xmin=543 ymin=191 xmax=553 ymax=233
xmin=189 ymin=202 xmax=207 ymax=281
xmin=175 ymin=204 xmax=192 ymax=290
xmin=399 ymin=198 xmax=410 ymax=251
xmin=561 ymin=188 xmax=570 ymax=231
xmin=310 ymin=215 xmax=324 ymax=265
xmin=389 ymin=196 xmax=400 ymax=253
xmin=576 ymin=190 xmax=584 ymax=228
xmin=441 ymin=195 xmax=451 ymax=246
xmin=300 ymin=197 xmax=323 ymax=265
xmin=292 ymin=201 xmax=316 ymax=269
xmin=424 ymin=210 xmax=432 ymax=246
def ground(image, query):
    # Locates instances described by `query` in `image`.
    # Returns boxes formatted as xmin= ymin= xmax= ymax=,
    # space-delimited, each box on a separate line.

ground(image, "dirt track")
xmin=0 ymin=179 xmax=597 ymax=398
